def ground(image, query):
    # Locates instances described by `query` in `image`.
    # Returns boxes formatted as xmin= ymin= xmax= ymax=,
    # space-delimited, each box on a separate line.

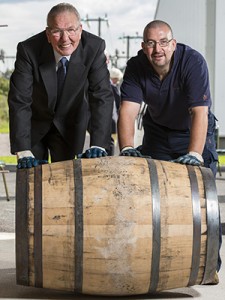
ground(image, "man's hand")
xmin=77 ymin=146 xmax=107 ymax=158
xmin=120 ymin=146 xmax=144 ymax=157
xmin=17 ymin=157 xmax=48 ymax=169
xmin=17 ymin=150 xmax=48 ymax=169
xmin=172 ymin=152 xmax=203 ymax=166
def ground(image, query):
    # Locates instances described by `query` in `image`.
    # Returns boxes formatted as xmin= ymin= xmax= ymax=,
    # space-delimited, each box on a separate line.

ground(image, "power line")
xmin=82 ymin=14 xmax=109 ymax=37
xmin=119 ymin=33 xmax=142 ymax=60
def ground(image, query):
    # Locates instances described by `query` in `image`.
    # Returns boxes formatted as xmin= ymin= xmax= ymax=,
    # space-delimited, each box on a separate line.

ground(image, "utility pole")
xmin=119 ymin=33 xmax=142 ymax=60
xmin=109 ymin=49 xmax=127 ymax=68
xmin=82 ymin=14 xmax=109 ymax=37
xmin=0 ymin=25 xmax=8 ymax=61
xmin=0 ymin=49 xmax=16 ymax=63
xmin=0 ymin=25 xmax=16 ymax=73
xmin=0 ymin=49 xmax=5 ymax=62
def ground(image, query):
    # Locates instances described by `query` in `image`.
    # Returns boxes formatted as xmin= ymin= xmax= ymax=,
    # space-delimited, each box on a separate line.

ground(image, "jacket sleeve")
xmin=8 ymin=42 xmax=34 ymax=154
xmin=87 ymin=39 xmax=114 ymax=151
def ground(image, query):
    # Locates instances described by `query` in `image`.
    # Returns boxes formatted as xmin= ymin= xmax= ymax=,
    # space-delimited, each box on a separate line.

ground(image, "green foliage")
xmin=0 ymin=94 xmax=9 ymax=132
xmin=0 ymin=75 xmax=10 ymax=133
xmin=0 ymin=75 xmax=9 ymax=95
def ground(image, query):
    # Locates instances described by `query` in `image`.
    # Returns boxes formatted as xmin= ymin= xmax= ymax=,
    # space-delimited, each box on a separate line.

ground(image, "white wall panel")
xmin=214 ymin=0 xmax=225 ymax=138
xmin=155 ymin=0 xmax=206 ymax=53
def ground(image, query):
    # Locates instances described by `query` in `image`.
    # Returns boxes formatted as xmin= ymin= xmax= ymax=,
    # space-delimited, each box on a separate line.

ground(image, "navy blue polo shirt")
xmin=121 ymin=43 xmax=211 ymax=130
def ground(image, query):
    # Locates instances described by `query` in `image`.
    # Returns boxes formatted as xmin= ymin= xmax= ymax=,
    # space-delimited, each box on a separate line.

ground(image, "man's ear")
xmin=141 ymin=41 xmax=147 ymax=54
xmin=171 ymin=38 xmax=177 ymax=50
xmin=46 ymin=28 xmax=51 ymax=43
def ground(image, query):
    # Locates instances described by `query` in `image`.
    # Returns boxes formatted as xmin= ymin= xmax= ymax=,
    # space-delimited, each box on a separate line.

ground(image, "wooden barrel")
xmin=16 ymin=157 xmax=219 ymax=296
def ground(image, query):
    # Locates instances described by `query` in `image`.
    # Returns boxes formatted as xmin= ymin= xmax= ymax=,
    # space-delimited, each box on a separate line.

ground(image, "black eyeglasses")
xmin=144 ymin=38 xmax=173 ymax=48
xmin=48 ymin=25 xmax=81 ymax=37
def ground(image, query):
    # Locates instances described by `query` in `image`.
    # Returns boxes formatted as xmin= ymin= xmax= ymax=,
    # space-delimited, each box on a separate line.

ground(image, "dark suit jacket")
xmin=8 ymin=30 xmax=114 ymax=155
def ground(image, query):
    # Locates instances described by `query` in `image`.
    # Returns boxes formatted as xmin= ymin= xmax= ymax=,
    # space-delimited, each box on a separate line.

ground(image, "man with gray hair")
xmin=8 ymin=2 xmax=114 ymax=168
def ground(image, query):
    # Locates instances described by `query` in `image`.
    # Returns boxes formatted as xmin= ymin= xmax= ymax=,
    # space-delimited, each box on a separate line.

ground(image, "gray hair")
xmin=47 ymin=3 xmax=81 ymax=27
xmin=143 ymin=20 xmax=173 ymax=41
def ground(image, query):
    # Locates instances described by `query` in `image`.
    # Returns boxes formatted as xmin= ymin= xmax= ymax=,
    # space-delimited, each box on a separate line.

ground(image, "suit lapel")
xmin=39 ymin=42 xmax=57 ymax=112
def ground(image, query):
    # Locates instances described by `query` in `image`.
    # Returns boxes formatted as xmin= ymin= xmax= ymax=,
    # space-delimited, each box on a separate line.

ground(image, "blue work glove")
xmin=171 ymin=152 xmax=203 ymax=166
xmin=120 ymin=146 xmax=146 ymax=157
xmin=77 ymin=146 xmax=107 ymax=158
xmin=16 ymin=150 xmax=48 ymax=169
xmin=17 ymin=157 xmax=48 ymax=169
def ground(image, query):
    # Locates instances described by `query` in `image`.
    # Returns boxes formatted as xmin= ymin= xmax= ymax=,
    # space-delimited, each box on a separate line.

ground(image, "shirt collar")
xmin=53 ymin=50 xmax=71 ymax=65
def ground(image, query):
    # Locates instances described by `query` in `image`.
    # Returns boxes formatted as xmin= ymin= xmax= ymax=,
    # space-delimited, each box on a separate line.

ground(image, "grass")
xmin=0 ymin=155 xmax=17 ymax=164
xmin=219 ymin=155 xmax=225 ymax=166
xmin=0 ymin=121 xmax=9 ymax=133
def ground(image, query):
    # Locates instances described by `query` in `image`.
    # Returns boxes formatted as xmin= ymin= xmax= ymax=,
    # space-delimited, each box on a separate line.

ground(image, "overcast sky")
xmin=0 ymin=0 xmax=157 ymax=71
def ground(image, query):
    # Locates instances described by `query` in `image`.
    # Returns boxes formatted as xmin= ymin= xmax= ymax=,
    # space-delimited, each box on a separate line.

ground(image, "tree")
xmin=0 ymin=75 xmax=9 ymax=132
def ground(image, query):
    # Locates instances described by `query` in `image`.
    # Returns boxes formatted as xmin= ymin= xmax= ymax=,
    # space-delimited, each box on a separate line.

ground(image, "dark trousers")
xmin=31 ymin=125 xmax=76 ymax=162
